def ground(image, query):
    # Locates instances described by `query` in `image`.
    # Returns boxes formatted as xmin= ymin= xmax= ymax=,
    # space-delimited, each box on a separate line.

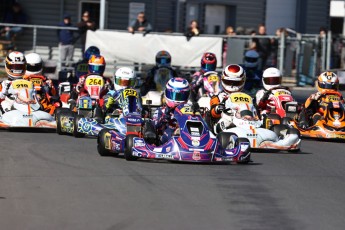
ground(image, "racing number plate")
xmin=77 ymin=63 xmax=88 ymax=72
xmin=229 ymin=92 xmax=252 ymax=104
xmin=274 ymin=90 xmax=289 ymax=96
xmin=12 ymin=79 xmax=33 ymax=90
xmin=85 ymin=76 xmax=104 ymax=87
xmin=30 ymin=78 xmax=43 ymax=85
xmin=327 ymin=95 xmax=340 ymax=102
xmin=207 ymin=74 xmax=219 ymax=83
xmin=123 ymin=89 xmax=138 ymax=98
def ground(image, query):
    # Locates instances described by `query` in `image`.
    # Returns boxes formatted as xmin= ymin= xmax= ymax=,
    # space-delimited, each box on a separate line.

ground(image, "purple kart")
xmin=122 ymin=103 xmax=251 ymax=163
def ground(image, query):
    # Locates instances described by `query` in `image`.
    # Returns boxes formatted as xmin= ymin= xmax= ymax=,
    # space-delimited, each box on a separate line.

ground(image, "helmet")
xmin=244 ymin=50 xmax=259 ymax=68
xmin=317 ymin=71 xmax=339 ymax=93
xmin=164 ymin=77 xmax=190 ymax=108
xmin=221 ymin=64 xmax=246 ymax=93
xmin=88 ymin=55 xmax=106 ymax=75
xmin=156 ymin=50 xmax=171 ymax=67
xmin=25 ymin=53 xmax=43 ymax=75
xmin=84 ymin=46 xmax=100 ymax=60
xmin=201 ymin=52 xmax=217 ymax=72
xmin=114 ymin=67 xmax=136 ymax=91
xmin=262 ymin=67 xmax=282 ymax=90
xmin=5 ymin=51 xmax=26 ymax=79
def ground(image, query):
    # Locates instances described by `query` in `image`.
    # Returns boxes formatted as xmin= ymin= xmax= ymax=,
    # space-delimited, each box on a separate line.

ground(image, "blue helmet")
xmin=84 ymin=46 xmax=100 ymax=60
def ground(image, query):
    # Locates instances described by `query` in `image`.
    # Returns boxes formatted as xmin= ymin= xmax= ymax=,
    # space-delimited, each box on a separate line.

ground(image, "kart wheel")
xmin=287 ymin=126 xmax=301 ymax=138
xmin=73 ymin=114 xmax=86 ymax=138
xmin=124 ymin=134 xmax=138 ymax=161
xmin=237 ymin=137 xmax=251 ymax=164
xmin=263 ymin=114 xmax=281 ymax=129
xmin=56 ymin=109 xmax=74 ymax=135
xmin=97 ymin=129 xmax=118 ymax=157
xmin=217 ymin=132 xmax=238 ymax=150
xmin=281 ymin=117 xmax=293 ymax=125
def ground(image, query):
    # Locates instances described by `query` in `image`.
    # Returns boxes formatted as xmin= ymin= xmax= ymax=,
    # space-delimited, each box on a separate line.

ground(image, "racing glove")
xmin=105 ymin=97 xmax=115 ymax=109
xmin=310 ymin=92 xmax=322 ymax=101
xmin=215 ymin=104 xmax=225 ymax=114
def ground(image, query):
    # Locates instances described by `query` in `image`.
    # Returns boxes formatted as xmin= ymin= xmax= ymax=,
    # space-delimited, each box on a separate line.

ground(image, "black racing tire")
xmin=56 ymin=109 xmax=74 ymax=135
xmin=263 ymin=113 xmax=281 ymax=129
xmin=97 ymin=129 xmax=118 ymax=157
xmin=73 ymin=114 xmax=86 ymax=138
xmin=237 ymin=137 xmax=251 ymax=164
xmin=124 ymin=134 xmax=138 ymax=161
xmin=281 ymin=117 xmax=293 ymax=125
xmin=287 ymin=126 xmax=301 ymax=138
xmin=217 ymin=132 xmax=237 ymax=150
xmin=270 ymin=124 xmax=289 ymax=139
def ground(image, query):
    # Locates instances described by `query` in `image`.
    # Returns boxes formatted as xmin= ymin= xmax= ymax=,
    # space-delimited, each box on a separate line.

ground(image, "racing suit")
xmin=298 ymin=91 xmax=345 ymax=128
xmin=0 ymin=78 xmax=17 ymax=113
xmin=255 ymin=87 xmax=291 ymax=116
xmin=151 ymin=105 xmax=178 ymax=145
xmin=190 ymin=70 xmax=221 ymax=102
xmin=242 ymin=66 xmax=262 ymax=95
xmin=140 ymin=66 xmax=177 ymax=96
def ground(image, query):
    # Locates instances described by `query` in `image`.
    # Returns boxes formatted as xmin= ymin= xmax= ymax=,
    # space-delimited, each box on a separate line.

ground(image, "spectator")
xmin=185 ymin=20 xmax=201 ymax=41
xmin=225 ymin=26 xmax=236 ymax=36
xmin=57 ymin=14 xmax=74 ymax=67
xmin=1 ymin=2 xmax=27 ymax=40
xmin=128 ymin=12 xmax=152 ymax=33
xmin=270 ymin=27 xmax=286 ymax=66
xmin=256 ymin=24 xmax=271 ymax=70
xmin=235 ymin=26 xmax=245 ymax=35
xmin=77 ymin=11 xmax=96 ymax=53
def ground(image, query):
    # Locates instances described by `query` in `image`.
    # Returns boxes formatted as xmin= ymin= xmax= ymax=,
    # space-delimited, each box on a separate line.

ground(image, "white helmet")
xmin=114 ymin=67 xmax=136 ymax=91
xmin=262 ymin=67 xmax=282 ymax=90
xmin=25 ymin=53 xmax=43 ymax=75
xmin=221 ymin=64 xmax=246 ymax=93
xmin=244 ymin=50 xmax=259 ymax=68
xmin=5 ymin=51 xmax=26 ymax=79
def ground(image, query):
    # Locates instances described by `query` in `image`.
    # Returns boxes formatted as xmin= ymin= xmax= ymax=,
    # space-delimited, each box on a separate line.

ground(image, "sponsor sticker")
xmin=192 ymin=151 xmax=201 ymax=161
xmin=192 ymin=140 xmax=200 ymax=147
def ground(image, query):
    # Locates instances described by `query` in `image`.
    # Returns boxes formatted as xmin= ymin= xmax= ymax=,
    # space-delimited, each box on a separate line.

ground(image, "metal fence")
xmin=0 ymin=22 xmax=332 ymax=86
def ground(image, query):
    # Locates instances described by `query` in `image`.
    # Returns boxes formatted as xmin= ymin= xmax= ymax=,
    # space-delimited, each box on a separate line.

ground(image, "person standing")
xmin=185 ymin=20 xmax=201 ymax=41
xmin=57 ymin=14 xmax=75 ymax=67
xmin=77 ymin=11 xmax=96 ymax=53
xmin=127 ymin=12 xmax=152 ymax=34
xmin=256 ymin=24 xmax=271 ymax=70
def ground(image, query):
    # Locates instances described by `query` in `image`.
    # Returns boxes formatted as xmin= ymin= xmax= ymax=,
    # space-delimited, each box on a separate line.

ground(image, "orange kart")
xmin=289 ymin=92 xmax=345 ymax=140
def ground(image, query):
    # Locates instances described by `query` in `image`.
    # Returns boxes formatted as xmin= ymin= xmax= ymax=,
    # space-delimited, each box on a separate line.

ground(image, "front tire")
xmin=124 ymin=134 xmax=138 ymax=161
xmin=97 ymin=129 xmax=117 ymax=156
xmin=56 ymin=109 xmax=74 ymax=135
xmin=237 ymin=137 xmax=251 ymax=164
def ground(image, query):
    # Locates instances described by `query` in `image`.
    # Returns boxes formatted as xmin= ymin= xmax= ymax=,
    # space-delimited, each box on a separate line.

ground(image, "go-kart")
xmin=289 ymin=91 xmax=345 ymax=140
xmin=0 ymin=79 xmax=56 ymax=129
xmin=216 ymin=92 xmax=301 ymax=151
xmin=65 ymin=88 xmax=142 ymax=138
xmin=55 ymin=74 xmax=105 ymax=136
xmin=117 ymin=103 xmax=251 ymax=163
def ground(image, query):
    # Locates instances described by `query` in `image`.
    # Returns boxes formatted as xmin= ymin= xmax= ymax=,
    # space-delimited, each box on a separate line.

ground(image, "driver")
xmin=104 ymin=67 xmax=138 ymax=114
xmin=151 ymin=77 xmax=190 ymax=144
xmin=0 ymin=51 xmax=27 ymax=113
xmin=140 ymin=50 xmax=178 ymax=96
xmin=209 ymin=64 xmax=249 ymax=134
xmin=190 ymin=52 xmax=220 ymax=102
xmin=255 ymin=67 xmax=291 ymax=115
xmin=74 ymin=46 xmax=100 ymax=79
xmin=298 ymin=71 xmax=344 ymax=128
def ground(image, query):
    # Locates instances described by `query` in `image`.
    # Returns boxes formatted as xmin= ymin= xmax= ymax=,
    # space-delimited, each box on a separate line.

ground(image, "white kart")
xmin=219 ymin=92 xmax=301 ymax=151
xmin=0 ymin=79 xmax=56 ymax=129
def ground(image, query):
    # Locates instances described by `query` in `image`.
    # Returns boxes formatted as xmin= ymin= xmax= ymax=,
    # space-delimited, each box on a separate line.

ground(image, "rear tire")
xmin=94 ymin=106 xmax=104 ymax=124
xmin=124 ymin=134 xmax=138 ymax=161
xmin=97 ymin=129 xmax=118 ymax=156
xmin=73 ymin=114 xmax=86 ymax=138
xmin=281 ymin=117 xmax=293 ymax=125
xmin=217 ymin=132 xmax=237 ymax=149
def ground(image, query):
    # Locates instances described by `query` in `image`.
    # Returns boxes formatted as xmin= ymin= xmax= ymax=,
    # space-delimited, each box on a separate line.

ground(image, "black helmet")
xmin=156 ymin=50 xmax=171 ymax=67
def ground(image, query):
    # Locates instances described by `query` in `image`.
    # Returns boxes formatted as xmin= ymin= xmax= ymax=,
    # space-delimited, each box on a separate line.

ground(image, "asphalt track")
xmin=0 ymin=89 xmax=345 ymax=230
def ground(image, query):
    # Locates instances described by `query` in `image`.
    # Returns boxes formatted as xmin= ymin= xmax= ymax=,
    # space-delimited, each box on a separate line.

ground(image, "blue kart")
xmin=98 ymin=103 xmax=252 ymax=163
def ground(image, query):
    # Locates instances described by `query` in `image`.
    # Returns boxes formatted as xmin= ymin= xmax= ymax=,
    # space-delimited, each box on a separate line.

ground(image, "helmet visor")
xmin=318 ymin=81 xmax=338 ymax=90
xmin=222 ymin=78 xmax=245 ymax=87
xmin=26 ymin=63 xmax=43 ymax=72
xmin=115 ymin=78 xmax=136 ymax=87
xmin=263 ymin=77 xmax=281 ymax=85
xmin=165 ymin=90 xmax=190 ymax=102
xmin=7 ymin=63 xmax=26 ymax=74
xmin=203 ymin=63 xmax=216 ymax=71
xmin=89 ymin=65 xmax=105 ymax=74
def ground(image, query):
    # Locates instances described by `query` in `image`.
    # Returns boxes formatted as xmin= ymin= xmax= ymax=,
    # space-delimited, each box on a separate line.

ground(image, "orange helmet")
xmin=317 ymin=71 xmax=339 ymax=93
xmin=88 ymin=55 xmax=106 ymax=75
